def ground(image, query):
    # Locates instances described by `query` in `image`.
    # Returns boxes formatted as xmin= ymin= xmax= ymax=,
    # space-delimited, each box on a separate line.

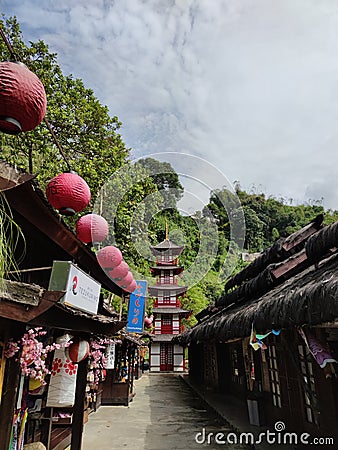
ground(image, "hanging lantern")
xmin=0 ymin=61 xmax=47 ymax=134
xmin=124 ymin=279 xmax=137 ymax=293
xmin=76 ymin=213 xmax=109 ymax=244
xmin=108 ymin=260 xmax=129 ymax=281
xmin=96 ymin=245 xmax=123 ymax=270
xmin=144 ymin=315 xmax=154 ymax=327
xmin=46 ymin=171 xmax=91 ymax=215
xmin=117 ymin=271 xmax=134 ymax=289
xmin=66 ymin=339 xmax=90 ymax=363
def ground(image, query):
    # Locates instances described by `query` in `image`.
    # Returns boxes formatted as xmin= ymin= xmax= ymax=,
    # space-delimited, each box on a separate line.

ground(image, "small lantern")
xmin=117 ymin=271 xmax=134 ymax=289
xmin=0 ymin=61 xmax=47 ymax=134
xmin=108 ymin=261 xmax=129 ymax=281
xmin=46 ymin=171 xmax=91 ymax=215
xmin=76 ymin=213 xmax=109 ymax=244
xmin=124 ymin=279 xmax=137 ymax=293
xmin=144 ymin=315 xmax=154 ymax=327
xmin=66 ymin=339 xmax=90 ymax=363
xmin=96 ymin=245 xmax=123 ymax=270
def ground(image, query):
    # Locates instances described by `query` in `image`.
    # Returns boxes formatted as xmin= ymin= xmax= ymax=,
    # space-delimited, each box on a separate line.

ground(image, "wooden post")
xmin=0 ymin=354 xmax=21 ymax=450
xmin=70 ymin=358 xmax=88 ymax=450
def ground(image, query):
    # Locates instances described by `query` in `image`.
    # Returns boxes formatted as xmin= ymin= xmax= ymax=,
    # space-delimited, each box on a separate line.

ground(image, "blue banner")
xmin=126 ymin=280 xmax=147 ymax=333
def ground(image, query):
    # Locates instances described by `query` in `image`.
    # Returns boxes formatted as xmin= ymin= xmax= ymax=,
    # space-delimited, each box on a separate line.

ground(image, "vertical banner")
xmin=126 ymin=280 xmax=147 ymax=333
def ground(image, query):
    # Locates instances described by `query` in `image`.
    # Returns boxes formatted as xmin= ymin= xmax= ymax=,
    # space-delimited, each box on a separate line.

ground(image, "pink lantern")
xmin=117 ymin=271 xmax=134 ymax=289
xmin=76 ymin=213 xmax=109 ymax=244
xmin=124 ymin=279 xmax=137 ymax=293
xmin=46 ymin=172 xmax=91 ymax=215
xmin=0 ymin=61 xmax=47 ymax=134
xmin=96 ymin=246 xmax=123 ymax=270
xmin=144 ymin=315 xmax=154 ymax=327
xmin=108 ymin=261 xmax=129 ymax=280
xmin=66 ymin=339 xmax=90 ymax=363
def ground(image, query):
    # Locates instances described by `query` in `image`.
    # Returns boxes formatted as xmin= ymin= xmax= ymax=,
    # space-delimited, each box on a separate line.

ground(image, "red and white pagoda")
xmin=148 ymin=233 xmax=189 ymax=372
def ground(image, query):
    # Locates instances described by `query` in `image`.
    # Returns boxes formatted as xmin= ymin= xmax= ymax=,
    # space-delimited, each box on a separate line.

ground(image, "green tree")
xmin=0 ymin=15 xmax=128 ymax=209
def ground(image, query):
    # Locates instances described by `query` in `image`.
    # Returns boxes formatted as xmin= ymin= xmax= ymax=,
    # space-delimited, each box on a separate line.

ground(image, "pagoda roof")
xmin=153 ymin=307 xmax=190 ymax=314
xmin=150 ymin=265 xmax=183 ymax=273
xmin=151 ymin=334 xmax=177 ymax=342
xmin=150 ymin=239 xmax=184 ymax=255
xmin=148 ymin=285 xmax=188 ymax=295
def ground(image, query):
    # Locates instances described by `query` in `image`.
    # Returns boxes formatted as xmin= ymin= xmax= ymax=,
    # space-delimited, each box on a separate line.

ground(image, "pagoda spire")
xmin=165 ymin=220 xmax=169 ymax=241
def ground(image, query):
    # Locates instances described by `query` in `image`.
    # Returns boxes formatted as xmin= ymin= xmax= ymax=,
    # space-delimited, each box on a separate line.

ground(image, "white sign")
xmin=49 ymin=261 xmax=101 ymax=315
xmin=105 ymin=343 xmax=116 ymax=369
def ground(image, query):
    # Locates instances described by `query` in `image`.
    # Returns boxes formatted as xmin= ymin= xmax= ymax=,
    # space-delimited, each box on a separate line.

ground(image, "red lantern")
xmin=117 ymin=271 xmax=134 ymax=289
xmin=66 ymin=339 xmax=90 ymax=363
xmin=108 ymin=261 xmax=129 ymax=280
xmin=0 ymin=61 xmax=47 ymax=134
xmin=76 ymin=213 xmax=109 ymax=244
xmin=124 ymin=279 xmax=137 ymax=293
xmin=96 ymin=246 xmax=123 ymax=270
xmin=46 ymin=172 xmax=91 ymax=215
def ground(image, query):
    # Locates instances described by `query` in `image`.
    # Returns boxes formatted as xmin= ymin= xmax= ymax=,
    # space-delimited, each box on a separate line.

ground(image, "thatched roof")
xmin=223 ymin=214 xmax=323 ymax=292
xmin=174 ymin=218 xmax=338 ymax=346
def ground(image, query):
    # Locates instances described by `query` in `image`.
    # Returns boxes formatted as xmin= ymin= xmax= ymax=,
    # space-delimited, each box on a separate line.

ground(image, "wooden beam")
xmin=282 ymin=217 xmax=323 ymax=252
xmin=0 ymin=290 xmax=64 ymax=323
xmin=0 ymin=279 xmax=43 ymax=306
xmin=271 ymin=250 xmax=308 ymax=279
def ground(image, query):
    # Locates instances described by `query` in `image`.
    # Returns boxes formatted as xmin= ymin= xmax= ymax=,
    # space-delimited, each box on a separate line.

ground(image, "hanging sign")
xmin=126 ymin=280 xmax=147 ymax=333
xmin=48 ymin=261 xmax=101 ymax=314
xmin=105 ymin=342 xmax=116 ymax=369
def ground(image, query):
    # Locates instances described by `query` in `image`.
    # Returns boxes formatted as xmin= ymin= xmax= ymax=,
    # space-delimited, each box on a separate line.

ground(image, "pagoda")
xmin=148 ymin=226 xmax=189 ymax=372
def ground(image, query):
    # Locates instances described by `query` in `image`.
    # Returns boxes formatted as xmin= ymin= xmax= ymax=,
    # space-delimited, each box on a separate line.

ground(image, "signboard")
xmin=48 ymin=261 xmax=101 ymax=315
xmin=105 ymin=342 xmax=116 ymax=369
xmin=126 ymin=280 xmax=147 ymax=333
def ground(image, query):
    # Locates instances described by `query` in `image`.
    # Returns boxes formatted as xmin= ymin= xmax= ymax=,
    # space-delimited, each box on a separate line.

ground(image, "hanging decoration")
xmin=0 ymin=61 xmax=47 ymax=134
xmin=46 ymin=334 xmax=78 ymax=407
xmin=298 ymin=328 xmax=337 ymax=368
xmin=124 ymin=279 xmax=137 ymax=293
xmin=108 ymin=260 xmax=129 ymax=280
xmin=66 ymin=338 xmax=90 ymax=363
xmin=96 ymin=245 xmax=123 ymax=270
xmin=4 ymin=327 xmax=70 ymax=382
xmin=46 ymin=171 xmax=91 ymax=215
xmin=116 ymin=271 xmax=134 ymax=289
xmin=250 ymin=325 xmax=281 ymax=351
xmin=76 ymin=213 xmax=109 ymax=244
xmin=144 ymin=314 xmax=154 ymax=328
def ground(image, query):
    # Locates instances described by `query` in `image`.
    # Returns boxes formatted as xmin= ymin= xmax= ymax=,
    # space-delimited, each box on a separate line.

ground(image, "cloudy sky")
xmin=2 ymin=0 xmax=338 ymax=210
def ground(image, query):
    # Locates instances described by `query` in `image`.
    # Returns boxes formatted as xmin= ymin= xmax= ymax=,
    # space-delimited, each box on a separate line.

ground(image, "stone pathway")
xmin=82 ymin=373 xmax=250 ymax=450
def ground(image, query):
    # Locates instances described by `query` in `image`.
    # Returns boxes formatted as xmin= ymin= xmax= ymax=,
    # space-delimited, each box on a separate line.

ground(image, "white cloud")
xmin=2 ymin=0 xmax=338 ymax=209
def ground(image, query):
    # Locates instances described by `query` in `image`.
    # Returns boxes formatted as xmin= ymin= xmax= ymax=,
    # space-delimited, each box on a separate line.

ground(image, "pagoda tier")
xmin=148 ymin=285 xmax=188 ymax=295
xmin=150 ymin=238 xmax=184 ymax=257
xmin=150 ymin=265 xmax=184 ymax=275
xmin=153 ymin=306 xmax=190 ymax=317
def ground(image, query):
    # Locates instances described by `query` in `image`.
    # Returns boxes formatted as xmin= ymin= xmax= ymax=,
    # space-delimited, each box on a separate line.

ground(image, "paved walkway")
xmin=82 ymin=373 xmax=249 ymax=450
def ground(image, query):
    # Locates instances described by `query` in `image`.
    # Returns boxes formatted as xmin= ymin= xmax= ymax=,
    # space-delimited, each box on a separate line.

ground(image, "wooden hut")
xmin=0 ymin=161 xmax=127 ymax=450
xmin=174 ymin=215 xmax=338 ymax=441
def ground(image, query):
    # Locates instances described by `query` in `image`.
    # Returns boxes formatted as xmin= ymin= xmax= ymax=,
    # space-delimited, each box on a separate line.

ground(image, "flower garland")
xmin=89 ymin=337 xmax=118 ymax=385
xmin=5 ymin=327 xmax=70 ymax=382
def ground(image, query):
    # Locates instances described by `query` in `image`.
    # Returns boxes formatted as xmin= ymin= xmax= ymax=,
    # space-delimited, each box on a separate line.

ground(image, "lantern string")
xmin=0 ymin=26 xmax=73 ymax=172
xmin=0 ymin=27 xmax=19 ymax=61
xmin=44 ymin=118 xmax=72 ymax=172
